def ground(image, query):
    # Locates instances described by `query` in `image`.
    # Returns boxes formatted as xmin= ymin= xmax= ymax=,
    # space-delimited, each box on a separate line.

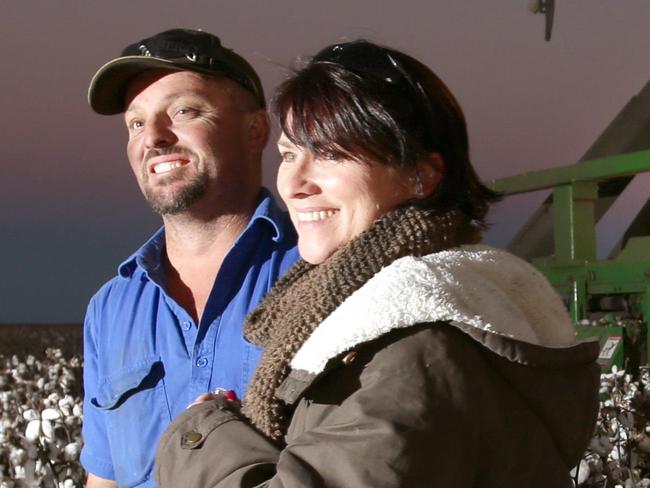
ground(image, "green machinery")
xmin=486 ymin=149 xmax=650 ymax=371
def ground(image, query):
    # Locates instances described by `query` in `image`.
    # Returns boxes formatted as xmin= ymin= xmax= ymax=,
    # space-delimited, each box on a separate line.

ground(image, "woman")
xmin=155 ymin=40 xmax=600 ymax=487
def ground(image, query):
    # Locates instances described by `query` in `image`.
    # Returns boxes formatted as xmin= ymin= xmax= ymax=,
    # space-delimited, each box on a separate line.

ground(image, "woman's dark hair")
xmin=273 ymin=40 xmax=500 ymax=228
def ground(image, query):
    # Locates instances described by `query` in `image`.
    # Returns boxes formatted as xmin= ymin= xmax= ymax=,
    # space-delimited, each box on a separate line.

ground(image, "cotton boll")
xmin=58 ymin=396 xmax=73 ymax=417
xmin=63 ymin=442 xmax=80 ymax=461
xmin=40 ymin=419 xmax=54 ymax=440
xmin=47 ymin=365 xmax=61 ymax=381
xmin=25 ymin=420 xmax=41 ymax=442
xmin=22 ymin=410 xmax=39 ymax=422
xmin=64 ymin=416 xmax=77 ymax=428
xmin=1 ymin=349 xmax=84 ymax=484
xmin=610 ymin=447 xmax=625 ymax=462
xmin=570 ymin=459 xmax=590 ymax=485
xmin=41 ymin=408 xmax=61 ymax=421
xmin=9 ymin=448 xmax=27 ymax=466
xmin=12 ymin=466 xmax=25 ymax=480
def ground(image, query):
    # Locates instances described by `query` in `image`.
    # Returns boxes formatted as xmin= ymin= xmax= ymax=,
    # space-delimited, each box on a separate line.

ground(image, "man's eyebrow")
xmin=125 ymin=91 xmax=206 ymax=116
xmin=125 ymin=103 xmax=140 ymax=116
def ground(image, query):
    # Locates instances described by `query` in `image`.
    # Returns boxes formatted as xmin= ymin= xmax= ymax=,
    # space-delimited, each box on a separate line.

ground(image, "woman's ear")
xmin=413 ymin=153 xmax=444 ymax=199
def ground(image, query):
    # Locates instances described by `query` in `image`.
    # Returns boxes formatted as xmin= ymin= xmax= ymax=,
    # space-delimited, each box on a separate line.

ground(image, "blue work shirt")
xmin=81 ymin=190 xmax=298 ymax=488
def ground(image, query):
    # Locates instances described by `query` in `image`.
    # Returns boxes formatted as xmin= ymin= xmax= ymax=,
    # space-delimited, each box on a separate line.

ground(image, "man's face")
xmin=124 ymin=70 xmax=264 ymax=215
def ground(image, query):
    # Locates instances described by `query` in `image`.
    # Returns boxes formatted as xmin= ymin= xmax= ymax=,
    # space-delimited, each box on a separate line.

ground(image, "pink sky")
xmin=1 ymin=1 xmax=648 ymax=323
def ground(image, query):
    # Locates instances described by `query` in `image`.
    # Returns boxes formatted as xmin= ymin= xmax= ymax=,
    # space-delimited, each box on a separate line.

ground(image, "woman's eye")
xmin=281 ymin=152 xmax=296 ymax=163
xmin=324 ymin=151 xmax=336 ymax=160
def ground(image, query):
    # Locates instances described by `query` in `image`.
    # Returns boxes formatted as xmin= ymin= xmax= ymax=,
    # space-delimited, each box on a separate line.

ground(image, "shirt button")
xmin=196 ymin=357 xmax=208 ymax=368
xmin=182 ymin=321 xmax=192 ymax=331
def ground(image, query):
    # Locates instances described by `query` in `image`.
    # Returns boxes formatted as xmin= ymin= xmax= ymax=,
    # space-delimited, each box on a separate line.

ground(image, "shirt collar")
xmin=117 ymin=188 xmax=290 ymax=279
xmin=244 ymin=187 xmax=286 ymax=243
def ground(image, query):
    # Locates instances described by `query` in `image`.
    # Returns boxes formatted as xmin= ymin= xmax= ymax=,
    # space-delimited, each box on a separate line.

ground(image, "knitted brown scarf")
xmin=243 ymin=205 xmax=469 ymax=442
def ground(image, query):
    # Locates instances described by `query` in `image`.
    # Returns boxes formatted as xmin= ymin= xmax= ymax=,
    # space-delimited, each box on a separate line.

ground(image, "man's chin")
xmin=145 ymin=195 xmax=198 ymax=215
xmin=144 ymin=183 xmax=207 ymax=215
xmin=149 ymin=201 xmax=191 ymax=215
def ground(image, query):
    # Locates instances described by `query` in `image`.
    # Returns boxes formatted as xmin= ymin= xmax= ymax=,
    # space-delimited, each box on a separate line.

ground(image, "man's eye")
xmin=175 ymin=107 xmax=197 ymax=117
xmin=128 ymin=120 xmax=143 ymax=130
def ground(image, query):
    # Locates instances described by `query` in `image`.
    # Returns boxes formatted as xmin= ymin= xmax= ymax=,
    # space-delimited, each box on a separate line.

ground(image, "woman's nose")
xmin=278 ymin=154 xmax=320 ymax=199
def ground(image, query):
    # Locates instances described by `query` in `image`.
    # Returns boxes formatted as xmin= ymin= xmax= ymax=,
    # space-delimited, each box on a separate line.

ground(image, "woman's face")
xmin=277 ymin=133 xmax=416 ymax=264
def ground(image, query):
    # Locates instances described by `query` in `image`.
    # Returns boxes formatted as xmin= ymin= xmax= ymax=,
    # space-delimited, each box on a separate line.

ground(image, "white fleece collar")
xmin=290 ymin=245 xmax=576 ymax=375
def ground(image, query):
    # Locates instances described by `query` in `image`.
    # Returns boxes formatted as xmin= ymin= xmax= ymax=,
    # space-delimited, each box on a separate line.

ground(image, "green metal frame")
xmin=485 ymin=150 xmax=650 ymax=370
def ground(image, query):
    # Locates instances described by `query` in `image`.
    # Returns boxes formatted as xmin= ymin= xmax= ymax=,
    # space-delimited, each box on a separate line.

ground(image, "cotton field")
xmin=1 ymin=350 xmax=649 ymax=487
xmin=0 ymin=350 xmax=83 ymax=487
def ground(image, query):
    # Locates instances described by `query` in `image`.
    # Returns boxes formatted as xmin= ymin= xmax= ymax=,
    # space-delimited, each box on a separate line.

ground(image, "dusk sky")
xmin=2 ymin=1 xmax=649 ymax=324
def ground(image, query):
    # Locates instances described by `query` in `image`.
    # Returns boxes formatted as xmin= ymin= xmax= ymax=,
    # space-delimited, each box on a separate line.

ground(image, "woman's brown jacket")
xmin=155 ymin=208 xmax=600 ymax=488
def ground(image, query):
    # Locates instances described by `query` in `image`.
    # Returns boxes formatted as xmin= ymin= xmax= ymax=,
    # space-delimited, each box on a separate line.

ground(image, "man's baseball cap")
xmin=88 ymin=28 xmax=265 ymax=115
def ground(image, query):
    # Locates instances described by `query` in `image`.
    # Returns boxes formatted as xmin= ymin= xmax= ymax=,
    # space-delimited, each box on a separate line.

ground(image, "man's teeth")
xmin=153 ymin=161 xmax=185 ymax=174
xmin=296 ymin=210 xmax=337 ymax=222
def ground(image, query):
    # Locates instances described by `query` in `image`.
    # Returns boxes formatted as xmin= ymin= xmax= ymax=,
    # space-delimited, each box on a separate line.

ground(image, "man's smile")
xmin=146 ymin=154 xmax=191 ymax=174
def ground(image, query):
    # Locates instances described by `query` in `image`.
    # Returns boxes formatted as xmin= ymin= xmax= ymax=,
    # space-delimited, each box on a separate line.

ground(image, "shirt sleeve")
xmin=80 ymin=296 xmax=116 ymax=480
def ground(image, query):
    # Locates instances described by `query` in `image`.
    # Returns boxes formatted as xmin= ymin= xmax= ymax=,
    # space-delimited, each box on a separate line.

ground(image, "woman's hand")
xmin=187 ymin=388 xmax=240 ymax=409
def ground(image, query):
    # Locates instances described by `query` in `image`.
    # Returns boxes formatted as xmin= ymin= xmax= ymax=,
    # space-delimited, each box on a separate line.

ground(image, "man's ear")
xmin=247 ymin=109 xmax=270 ymax=152
xmin=414 ymin=153 xmax=444 ymax=198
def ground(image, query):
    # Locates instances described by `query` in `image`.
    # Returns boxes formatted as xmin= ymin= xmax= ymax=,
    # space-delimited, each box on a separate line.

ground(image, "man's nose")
xmin=143 ymin=116 xmax=176 ymax=148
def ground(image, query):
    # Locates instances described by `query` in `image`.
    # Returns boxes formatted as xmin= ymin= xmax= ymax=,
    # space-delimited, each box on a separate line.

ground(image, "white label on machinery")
xmin=599 ymin=336 xmax=622 ymax=360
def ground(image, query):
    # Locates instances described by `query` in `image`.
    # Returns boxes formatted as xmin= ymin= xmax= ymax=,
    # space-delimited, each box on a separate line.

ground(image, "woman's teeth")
xmin=296 ymin=210 xmax=337 ymax=222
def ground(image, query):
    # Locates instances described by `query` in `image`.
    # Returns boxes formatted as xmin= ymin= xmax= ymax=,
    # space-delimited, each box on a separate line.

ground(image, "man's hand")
xmin=85 ymin=473 xmax=118 ymax=488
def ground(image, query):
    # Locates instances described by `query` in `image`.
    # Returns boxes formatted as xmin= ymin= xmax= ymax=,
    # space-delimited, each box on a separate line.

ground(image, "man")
xmin=81 ymin=29 xmax=298 ymax=488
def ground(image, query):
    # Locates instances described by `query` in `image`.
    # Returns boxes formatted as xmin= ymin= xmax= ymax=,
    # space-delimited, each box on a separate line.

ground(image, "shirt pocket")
xmin=91 ymin=356 xmax=171 ymax=488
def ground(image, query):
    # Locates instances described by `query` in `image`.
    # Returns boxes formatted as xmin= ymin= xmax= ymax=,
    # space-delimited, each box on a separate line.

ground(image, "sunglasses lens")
xmin=314 ymin=44 xmax=397 ymax=84
xmin=311 ymin=42 xmax=435 ymax=143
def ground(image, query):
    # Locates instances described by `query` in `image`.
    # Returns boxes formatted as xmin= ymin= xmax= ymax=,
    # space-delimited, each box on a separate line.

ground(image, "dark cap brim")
xmin=88 ymin=56 xmax=218 ymax=115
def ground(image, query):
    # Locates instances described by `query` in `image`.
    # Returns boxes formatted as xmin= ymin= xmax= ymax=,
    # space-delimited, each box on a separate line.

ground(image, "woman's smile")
xmin=294 ymin=208 xmax=339 ymax=223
